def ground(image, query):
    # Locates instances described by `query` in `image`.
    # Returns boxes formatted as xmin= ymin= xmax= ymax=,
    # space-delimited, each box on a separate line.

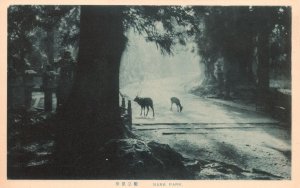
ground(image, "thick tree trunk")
xmin=256 ymin=31 xmax=270 ymax=108
xmin=203 ymin=61 xmax=216 ymax=84
xmin=237 ymin=53 xmax=254 ymax=84
xmin=54 ymin=6 xmax=127 ymax=171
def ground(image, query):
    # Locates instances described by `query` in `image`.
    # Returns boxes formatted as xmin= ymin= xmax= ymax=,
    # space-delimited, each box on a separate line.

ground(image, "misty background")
xmin=120 ymin=29 xmax=204 ymax=89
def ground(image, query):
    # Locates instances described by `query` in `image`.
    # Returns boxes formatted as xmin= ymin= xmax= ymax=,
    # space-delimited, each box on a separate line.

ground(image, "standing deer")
xmin=134 ymin=96 xmax=155 ymax=117
xmin=170 ymin=97 xmax=183 ymax=112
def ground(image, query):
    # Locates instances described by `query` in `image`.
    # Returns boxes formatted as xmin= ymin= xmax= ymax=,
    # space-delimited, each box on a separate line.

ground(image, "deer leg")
xmin=170 ymin=103 xmax=173 ymax=111
xmin=146 ymin=106 xmax=149 ymax=116
xmin=140 ymin=107 xmax=142 ymax=116
xmin=152 ymin=106 xmax=155 ymax=117
xmin=144 ymin=107 xmax=146 ymax=116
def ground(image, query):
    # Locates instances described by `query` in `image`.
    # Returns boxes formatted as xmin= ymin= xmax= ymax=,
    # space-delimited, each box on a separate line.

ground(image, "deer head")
xmin=134 ymin=94 xmax=140 ymax=103
xmin=134 ymin=90 xmax=142 ymax=102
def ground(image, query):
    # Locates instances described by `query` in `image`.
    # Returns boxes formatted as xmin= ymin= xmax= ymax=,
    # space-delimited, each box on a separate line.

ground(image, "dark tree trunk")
xmin=256 ymin=31 xmax=270 ymax=108
xmin=54 ymin=6 xmax=128 ymax=171
xmin=236 ymin=52 xmax=255 ymax=85
xmin=223 ymin=60 xmax=235 ymax=99
xmin=245 ymin=58 xmax=255 ymax=83
xmin=45 ymin=29 xmax=55 ymax=66
xmin=204 ymin=61 xmax=216 ymax=84
xmin=285 ymin=11 xmax=292 ymax=80
xmin=19 ymin=33 xmax=27 ymax=74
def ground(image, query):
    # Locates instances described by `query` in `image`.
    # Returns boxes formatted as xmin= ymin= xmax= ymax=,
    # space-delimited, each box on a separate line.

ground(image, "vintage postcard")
xmin=1 ymin=0 xmax=299 ymax=188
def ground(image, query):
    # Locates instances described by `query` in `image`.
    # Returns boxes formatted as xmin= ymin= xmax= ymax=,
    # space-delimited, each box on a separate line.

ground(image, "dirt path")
xmin=121 ymin=75 xmax=291 ymax=179
xmin=133 ymin=122 xmax=290 ymax=179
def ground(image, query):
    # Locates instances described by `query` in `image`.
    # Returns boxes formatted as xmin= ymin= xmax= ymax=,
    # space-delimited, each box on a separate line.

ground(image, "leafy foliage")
xmin=123 ymin=6 xmax=195 ymax=55
xmin=8 ymin=5 xmax=290 ymax=88
xmin=192 ymin=6 xmax=291 ymax=92
xmin=8 ymin=6 xmax=79 ymax=74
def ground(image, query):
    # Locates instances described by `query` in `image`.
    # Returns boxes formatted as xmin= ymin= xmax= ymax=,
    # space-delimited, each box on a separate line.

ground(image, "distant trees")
xmin=193 ymin=6 xmax=291 ymax=99
xmin=8 ymin=6 xmax=38 ymax=74
xmin=7 ymin=5 xmax=292 ymax=118
xmin=8 ymin=6 xmax=80 ymax=75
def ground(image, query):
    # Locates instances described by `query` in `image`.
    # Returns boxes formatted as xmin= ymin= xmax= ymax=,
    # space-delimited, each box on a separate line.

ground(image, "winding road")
xmin=120 ymin=74 xmax=291 ymax=179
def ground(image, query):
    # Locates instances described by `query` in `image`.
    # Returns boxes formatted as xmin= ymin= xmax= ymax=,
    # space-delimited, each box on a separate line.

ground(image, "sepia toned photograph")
xmin=6 ymin=5 xmax=292 ymax=181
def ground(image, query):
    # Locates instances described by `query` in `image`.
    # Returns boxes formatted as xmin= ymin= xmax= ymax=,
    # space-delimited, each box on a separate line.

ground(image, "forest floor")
xmin=121 ymin=74 xmax=291 ymax=179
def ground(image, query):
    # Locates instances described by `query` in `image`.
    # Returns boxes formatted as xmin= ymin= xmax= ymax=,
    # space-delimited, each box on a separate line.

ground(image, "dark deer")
xmin=134 ymin=96 xmax=155 ymax=117
xmin=170 ymin=97 xmax=183 ymax=112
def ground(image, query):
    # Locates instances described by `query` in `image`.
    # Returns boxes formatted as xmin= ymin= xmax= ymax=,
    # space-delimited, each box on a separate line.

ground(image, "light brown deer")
xmin=170 ymin=97 xmax=183 ymax=112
